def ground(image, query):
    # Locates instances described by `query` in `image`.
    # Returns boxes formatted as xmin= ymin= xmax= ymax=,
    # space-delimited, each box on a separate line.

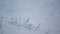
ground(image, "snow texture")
xmin=0 ymin=0 xmax=60 ymax=34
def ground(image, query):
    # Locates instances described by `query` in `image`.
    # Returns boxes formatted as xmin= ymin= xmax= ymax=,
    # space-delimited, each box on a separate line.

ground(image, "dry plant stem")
xmin=34 ymin=24 xmax=40 ymax=31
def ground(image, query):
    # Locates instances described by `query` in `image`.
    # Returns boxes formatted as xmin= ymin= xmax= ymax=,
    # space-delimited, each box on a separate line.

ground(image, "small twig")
xmin=34 ymin=24 xmax=40 ymax=31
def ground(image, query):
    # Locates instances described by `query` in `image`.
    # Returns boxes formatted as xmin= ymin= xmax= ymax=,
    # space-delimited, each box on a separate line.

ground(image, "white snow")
xmin=0 ymin=0 xmax=60 ymax=34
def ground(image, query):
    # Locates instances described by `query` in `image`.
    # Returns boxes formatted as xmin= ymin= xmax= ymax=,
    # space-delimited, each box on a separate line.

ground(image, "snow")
xmin=0 ymin=0 xmax=60 ymax=34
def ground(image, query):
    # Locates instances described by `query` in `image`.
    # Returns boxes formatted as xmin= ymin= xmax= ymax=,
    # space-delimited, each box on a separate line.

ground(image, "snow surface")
xmin=0 ymin=0 xmax=60 ymax=34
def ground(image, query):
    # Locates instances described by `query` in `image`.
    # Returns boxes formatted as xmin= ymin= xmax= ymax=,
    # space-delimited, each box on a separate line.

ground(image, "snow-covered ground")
xmin=0 ymin=0 xmax=60 ymax=34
